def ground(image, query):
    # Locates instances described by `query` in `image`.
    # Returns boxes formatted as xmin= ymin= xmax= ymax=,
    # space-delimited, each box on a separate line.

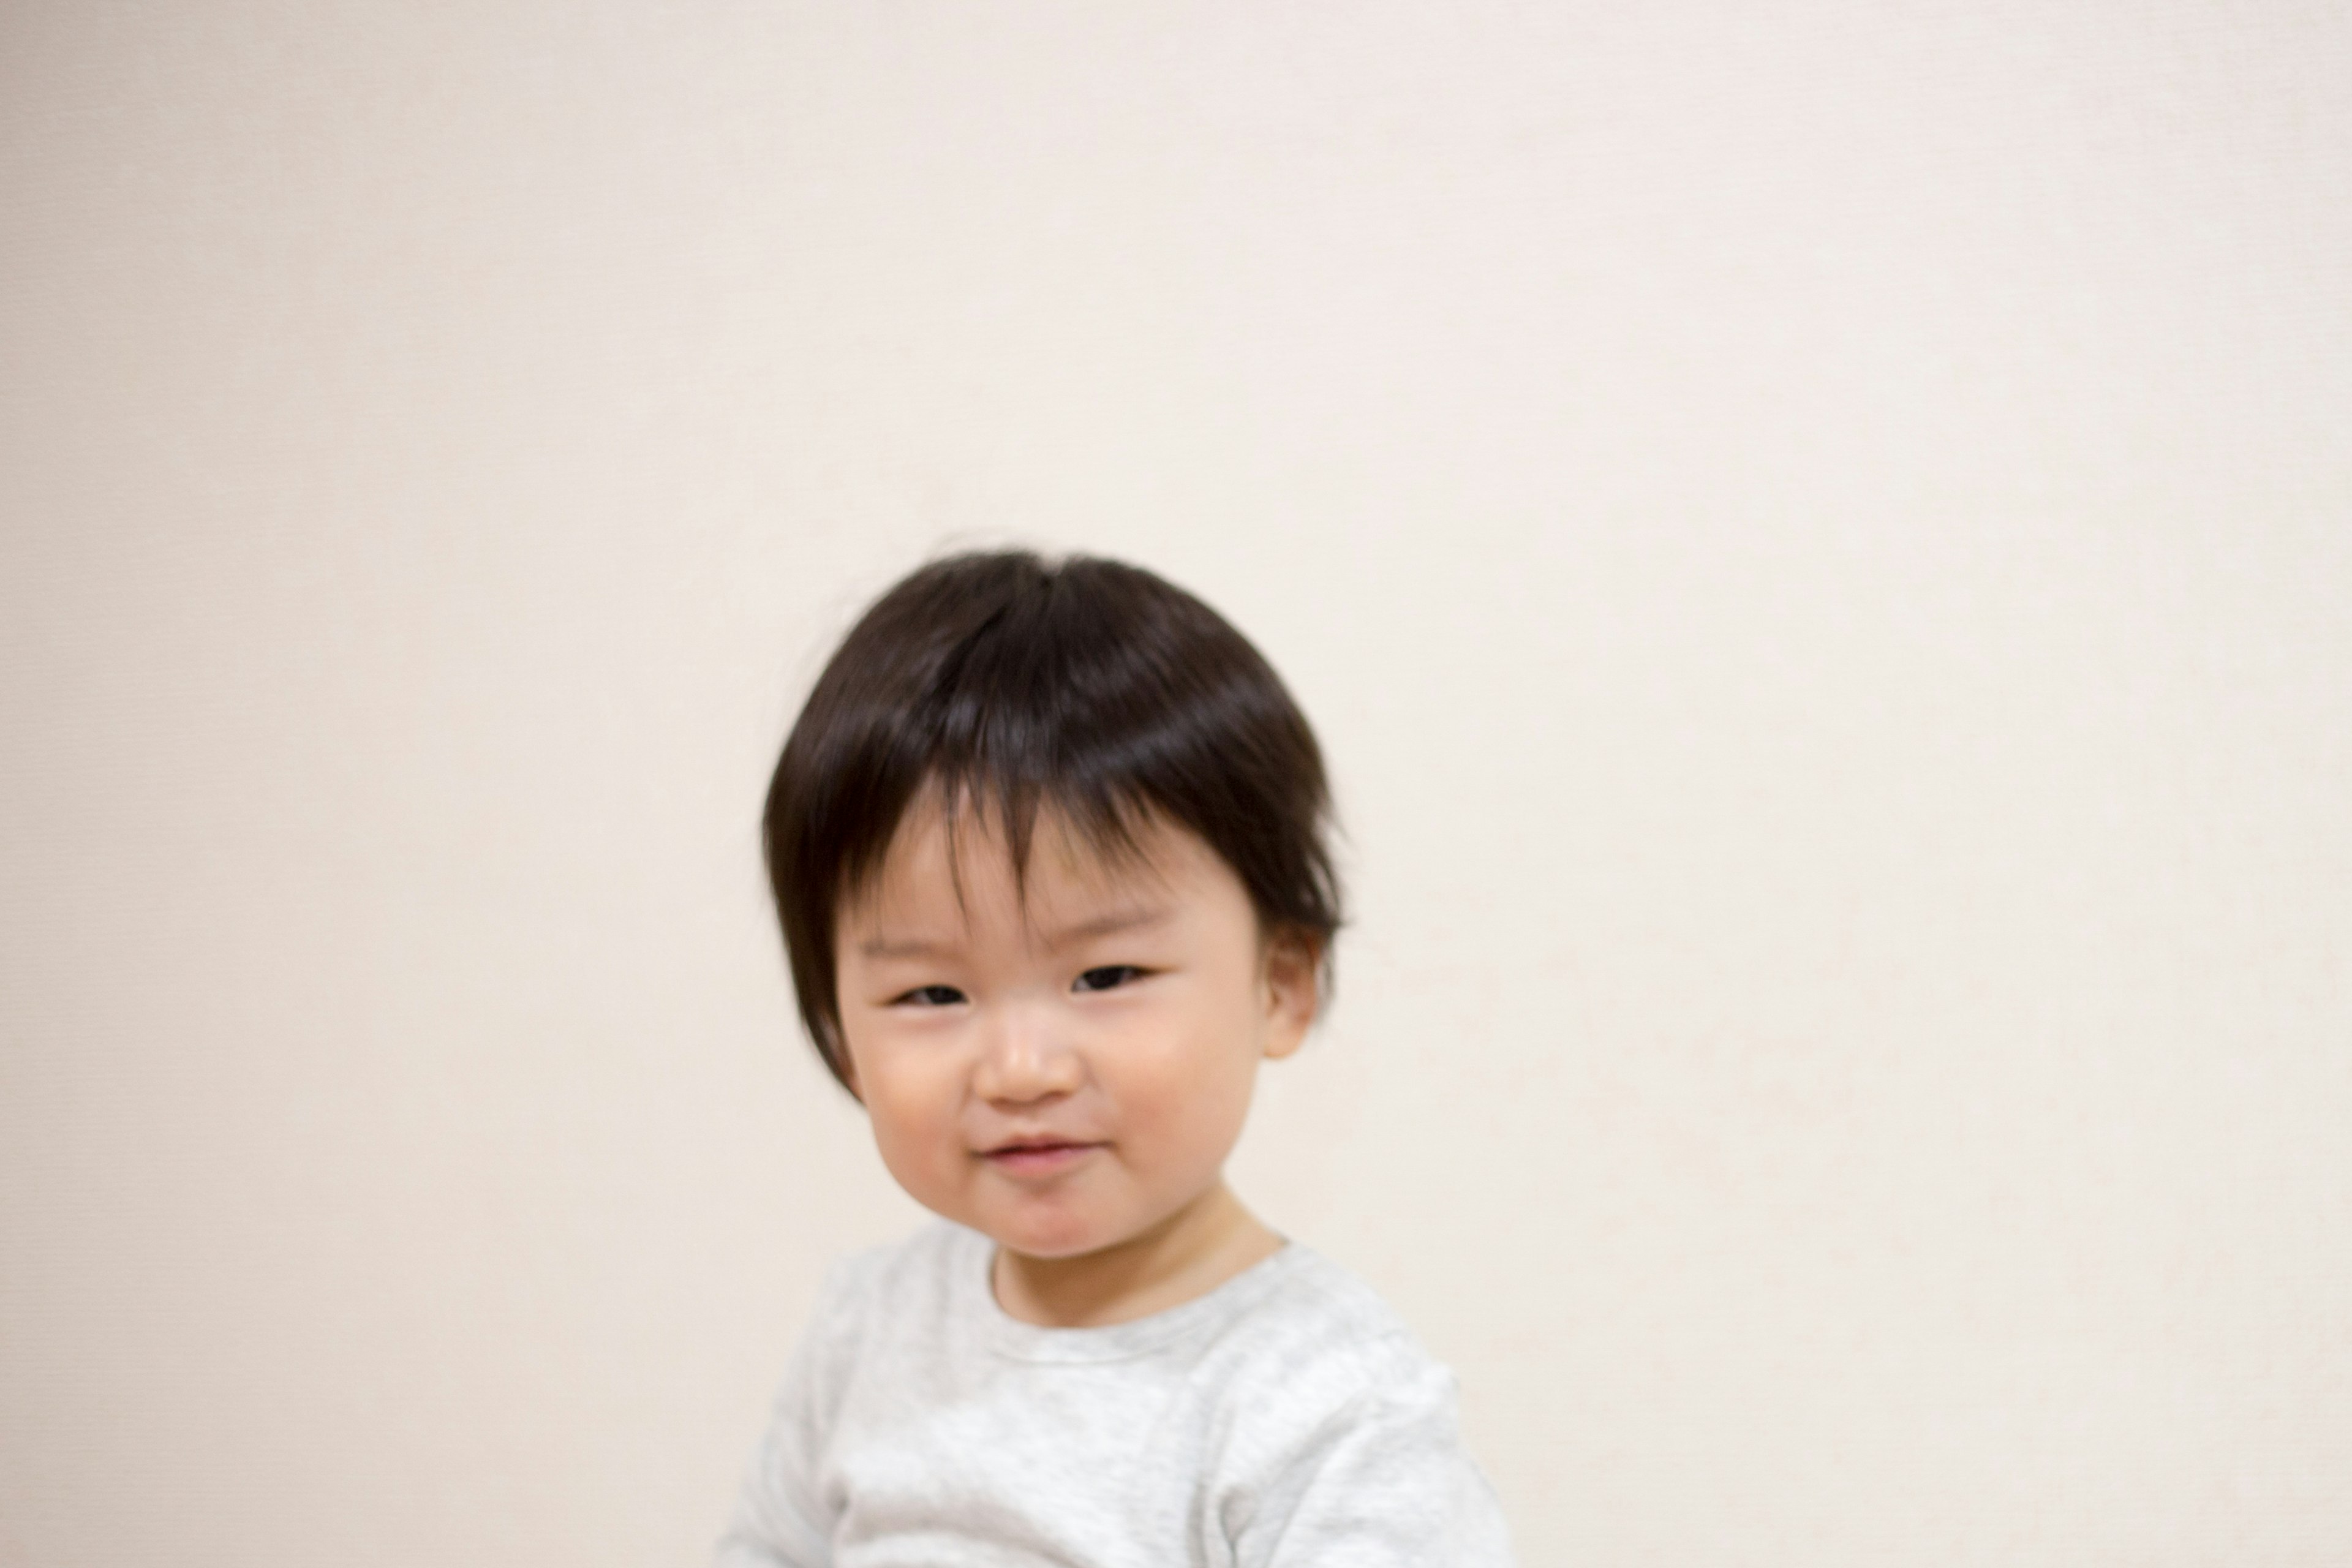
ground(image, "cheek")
xmin=1117 ymin=1027 xmax=1259 ymax=1157
xmin=851 ymin=1051 xmax=956 ymax=1166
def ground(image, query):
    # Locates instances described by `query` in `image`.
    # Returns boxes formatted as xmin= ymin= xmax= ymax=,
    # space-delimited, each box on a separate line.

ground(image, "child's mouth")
xmin=982 ymin=1141 xmax=1099 ymax=1176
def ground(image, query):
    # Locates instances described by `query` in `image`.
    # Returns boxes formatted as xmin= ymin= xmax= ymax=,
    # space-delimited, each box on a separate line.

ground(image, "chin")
xmin=984 ymin=1210 xmax=1128 ymax=1262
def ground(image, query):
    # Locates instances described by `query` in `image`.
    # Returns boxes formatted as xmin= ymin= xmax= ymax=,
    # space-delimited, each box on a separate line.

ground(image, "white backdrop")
xmin=4 ymin=4 xmax=2349 ymax=1564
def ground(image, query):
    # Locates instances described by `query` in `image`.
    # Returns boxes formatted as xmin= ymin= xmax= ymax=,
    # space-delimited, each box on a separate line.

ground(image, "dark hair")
xmin=763 ymin=550 xmax=1344 ymax=1093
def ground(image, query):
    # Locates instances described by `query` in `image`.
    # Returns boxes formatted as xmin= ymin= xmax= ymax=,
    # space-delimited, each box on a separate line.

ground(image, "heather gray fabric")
xmin=717 ymin=1221 xmax=1515 ymax=1567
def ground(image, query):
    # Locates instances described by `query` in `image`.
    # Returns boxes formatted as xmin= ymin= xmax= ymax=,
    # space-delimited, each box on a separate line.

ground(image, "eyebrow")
xmin=1044 ymin=905 xmax=1174 ymax=947
xmin=855 ymin=935 xmax=953 ymax=960
xmin=855 ymin=905 xmax=1174 ymax=961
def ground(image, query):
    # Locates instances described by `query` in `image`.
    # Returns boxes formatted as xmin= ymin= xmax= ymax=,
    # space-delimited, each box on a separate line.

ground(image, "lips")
xmin=979 ymin=1137 xmax=1102 ymax=1177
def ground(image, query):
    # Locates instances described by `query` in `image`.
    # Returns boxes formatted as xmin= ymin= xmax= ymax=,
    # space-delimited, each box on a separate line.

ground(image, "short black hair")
xmin=763 ymin=550 xmax=1344 ymax=1094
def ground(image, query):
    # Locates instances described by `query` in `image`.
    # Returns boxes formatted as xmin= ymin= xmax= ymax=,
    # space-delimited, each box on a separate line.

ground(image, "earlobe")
xmin=831 ymin=1036 xmax=863 ymax=1101
xmin=1260 ymin=930 xmax=1321 ymax=1061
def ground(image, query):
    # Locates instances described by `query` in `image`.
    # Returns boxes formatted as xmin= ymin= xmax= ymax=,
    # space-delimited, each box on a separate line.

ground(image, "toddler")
xmin=718 ymin=551 xmax=1513 ymax=1566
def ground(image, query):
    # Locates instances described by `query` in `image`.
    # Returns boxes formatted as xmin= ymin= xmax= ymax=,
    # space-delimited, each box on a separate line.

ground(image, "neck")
xmin=990 ymin=1182 xmax=1284 ymax=1329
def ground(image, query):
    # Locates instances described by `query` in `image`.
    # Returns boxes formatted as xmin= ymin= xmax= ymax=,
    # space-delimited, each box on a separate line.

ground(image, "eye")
xmin=893 ymin=984 xmax=967 ymax=1007
xmin=1072 ymin=965 xmax=1145 ymax=993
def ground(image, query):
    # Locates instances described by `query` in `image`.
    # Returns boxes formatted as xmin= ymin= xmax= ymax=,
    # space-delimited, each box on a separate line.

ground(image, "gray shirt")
xmin=717 ymin=1221 xmax=1515 ymax=1567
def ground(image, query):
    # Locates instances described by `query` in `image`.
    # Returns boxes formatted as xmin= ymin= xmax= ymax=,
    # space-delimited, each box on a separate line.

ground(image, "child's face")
xmin=834 ymin=796 xmax=1317 ymax=1265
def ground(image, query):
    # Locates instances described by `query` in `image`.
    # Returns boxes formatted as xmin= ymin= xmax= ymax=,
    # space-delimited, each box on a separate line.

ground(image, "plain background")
xmin=4 ymin=3 xmax=2349 ymax=1563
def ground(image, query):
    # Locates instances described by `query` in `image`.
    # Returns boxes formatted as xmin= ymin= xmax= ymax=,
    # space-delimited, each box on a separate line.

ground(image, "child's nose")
xmin=971 ymin=1001 xmax=1083 ymax=1104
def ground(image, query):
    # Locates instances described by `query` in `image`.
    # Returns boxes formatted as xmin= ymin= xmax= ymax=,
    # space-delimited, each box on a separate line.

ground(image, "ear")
xmin=1259 ymin=927 xmax=1322 ymax=1061
xmin=827 ymin=1032 xmax=864 ymax=1102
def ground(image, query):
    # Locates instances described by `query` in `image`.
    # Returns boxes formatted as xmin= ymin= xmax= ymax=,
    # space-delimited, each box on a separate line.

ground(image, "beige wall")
xmin=5 ymin=4 xmax=2349 ymax=1563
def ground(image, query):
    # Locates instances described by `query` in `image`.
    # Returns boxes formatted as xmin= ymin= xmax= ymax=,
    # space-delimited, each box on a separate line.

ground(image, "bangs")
xmin=894 ymin=770 xmax=1161 ymax=916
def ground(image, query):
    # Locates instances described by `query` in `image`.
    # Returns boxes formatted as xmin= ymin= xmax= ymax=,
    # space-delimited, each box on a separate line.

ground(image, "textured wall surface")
xmin=4 ymin=4 xmax=2348 ymax=1563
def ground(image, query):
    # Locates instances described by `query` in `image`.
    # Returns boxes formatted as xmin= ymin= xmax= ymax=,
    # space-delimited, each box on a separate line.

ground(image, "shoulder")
xmin=1223 ymin=1245 xmax=1440 ymax=1373
xmin=826 ymin=1216 xmax=973 ymax=1294
xmin=1202 ymin=1248 xmax=1514 ymax=1564
xmin=791 ymin=1220 xmax=979 ymax=1385
xmin=721 ymin=1224 xmax=984 ymax=1564
xmin=809 ymin=1218 xmax=977 ymax=1332
xmin=1207 ymin=1246 xmax=1462 ymax=1457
